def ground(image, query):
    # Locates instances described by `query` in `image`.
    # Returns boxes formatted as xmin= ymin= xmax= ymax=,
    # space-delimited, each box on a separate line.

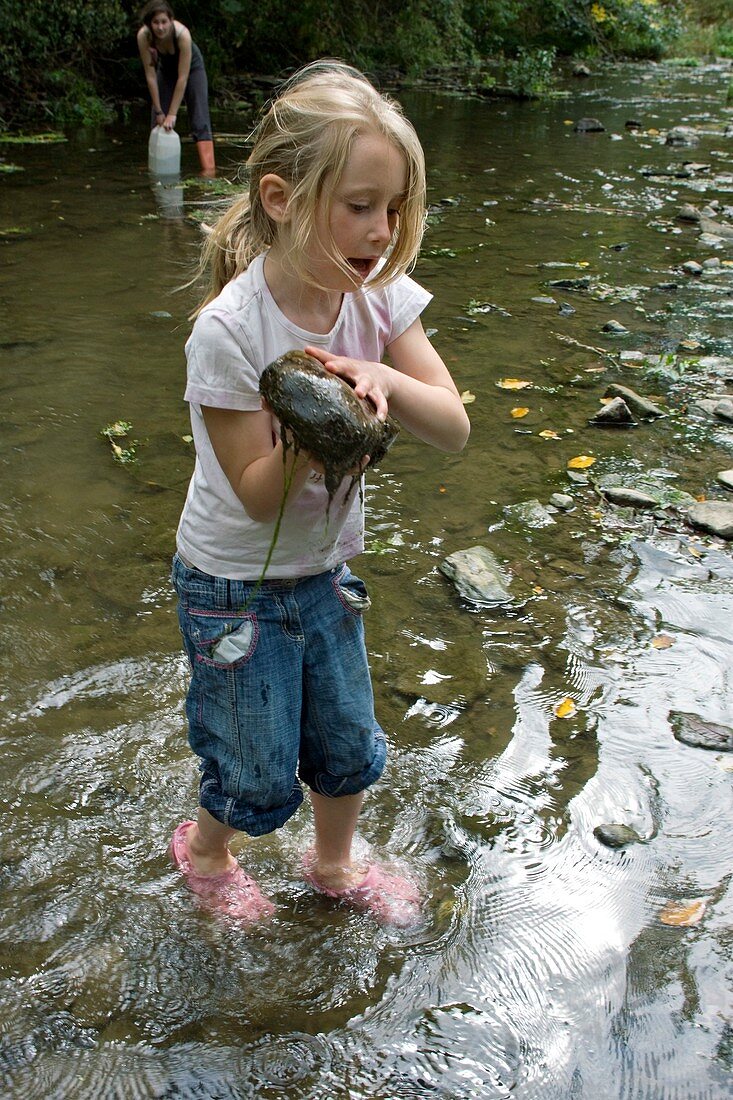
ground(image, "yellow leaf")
xmin=511 ymin=407 xmax=530 ymax=418
xmin=647 ymin=127 xmax=660 ymax=136
xmin=555 ymin=698 xmax=577 ymax=719
xmin=652 ymin=633 xmax=675 ymax=649
xmin=532 ymin=585 xmax=545 ymax=594
xmin=568 ymin=455 xmax=596 ymax=469
xmin=497 ymin=378 xmax=532 ymax=390
xmin=539 ymin=429 xmax=560 ymax=440
xmin=564 ymin=119 xmax=574 ymax=126
xmin=111 ymin=442 xmax=123 ymax=457
xmin=460 ymin=390 xmax=476 ymax=404
xmin=659 ymin=898 xmax=706 ymax=926
xmin=181 ymin=434 xmax=193 ymax=443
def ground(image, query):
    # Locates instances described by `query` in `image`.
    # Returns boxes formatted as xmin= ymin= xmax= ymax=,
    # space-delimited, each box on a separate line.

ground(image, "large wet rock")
xmin=604 ymin=383 xmax=665 ymax=419
xmin=686 ymin=501 xmax=733 ymax=539
xmin=259 ymin=350 xmax=399 ymax=500
xmin=717 ymin=470 xmax=733 ymax=491
xmin=439 ymin=545 xmax=513 ymax=605
xmin=670 ymin=711 xmax=733 ymax=751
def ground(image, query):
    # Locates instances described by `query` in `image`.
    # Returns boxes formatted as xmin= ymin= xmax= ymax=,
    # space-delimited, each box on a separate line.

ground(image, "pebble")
xmin=600 ymin=485 xmax=659 ymax=509
xmin=686 ymin=501 xmax=733 ymax=540
xmin=549 ymin=493 xmax=574 ymax=511
xmin=602 ymin=319 xmax=628 ymax=334
xmin=574 ymin=117 xmax=605 ymax=132
xmin=670 ymin=711 xmax=733 ymax=751
xmin=439 ymin=546 xmax=514 ymax=605
xmin=590 ymin=397 xmax=636 ymax=427
xmin=703 ymin=257 xmax=721 ymax=270
xmin=594 ymin=823 xmax=644 ymax=848
xmin=681 ymin=260 xmax=703 ymax=276
xmin=717 ymin=469 xmax=733 ymax=491
xmin=714 ymin=399 xmax=733 ymax=423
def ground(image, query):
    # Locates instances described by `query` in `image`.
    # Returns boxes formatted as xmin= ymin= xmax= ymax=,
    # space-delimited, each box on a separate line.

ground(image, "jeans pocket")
xmin=333 ymin=567 xmax=371 ymax=615
xmin=187 ymin=609 xmax=258 ymax=667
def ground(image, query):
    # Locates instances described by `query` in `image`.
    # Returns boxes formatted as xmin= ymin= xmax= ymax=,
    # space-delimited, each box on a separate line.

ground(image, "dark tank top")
xmin=151 ymin=24 xmax=204 ymax=79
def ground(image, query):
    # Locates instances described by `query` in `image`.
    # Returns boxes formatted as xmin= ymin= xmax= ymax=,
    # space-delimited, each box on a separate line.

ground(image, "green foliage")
xmin=0 ymin=0 xmax=128 ymax=124
xmin=504 ymin=46 xmax=557 ymax=96
xmin=0 ymin=0 xmax=728 ymax=129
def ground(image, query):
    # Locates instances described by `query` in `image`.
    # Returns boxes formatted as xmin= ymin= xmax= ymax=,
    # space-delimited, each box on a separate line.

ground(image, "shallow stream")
xmin=1 ymin=61 xmax=732 ymax=1098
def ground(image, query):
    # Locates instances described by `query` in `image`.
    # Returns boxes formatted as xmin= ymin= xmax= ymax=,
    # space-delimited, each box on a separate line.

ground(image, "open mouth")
xmin=348 ymin=258 xmax=375 ymax=279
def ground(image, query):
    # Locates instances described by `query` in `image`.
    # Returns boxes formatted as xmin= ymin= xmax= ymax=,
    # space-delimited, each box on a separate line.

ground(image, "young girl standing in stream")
xmin=171 ymin=60 xmax=470 ymax=927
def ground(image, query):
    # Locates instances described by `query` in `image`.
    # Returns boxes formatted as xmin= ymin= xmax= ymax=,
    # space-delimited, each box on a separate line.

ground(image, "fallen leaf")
xmin=533 ymin=585 xmax=545 ymax=594
xmin=652 ymin=634 xmax=675 ymax=649
xmin=511 ymin=407 xmax=530 ymax=419
xmin=460 ymin=390 xmax=476 ymax=404
xmin=181 ymin=434 xmax=193 ymax=443
xmin=439 ymin=485 xmax=447 ymax=493
xmin=539 ymin=429 xmax=560 ymax=440
xmin=659 ymin=898 xmax=706 ymax=926
xmin=568 ymin=455 xmax=596 ymax=469
xmin=497 ymin=378 xmax=532 ymax=390
xmin=555 ymin=698 xmax=577 ymax=719
xmin=696 ymin=494 xmax=706 ymax=502
xmin=647 ymin=127 xmax=660 ymax=136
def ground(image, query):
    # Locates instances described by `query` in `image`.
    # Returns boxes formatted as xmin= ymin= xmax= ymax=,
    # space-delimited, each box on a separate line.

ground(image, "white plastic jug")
xmin=148 ymin=125 xmax=181 ymax=177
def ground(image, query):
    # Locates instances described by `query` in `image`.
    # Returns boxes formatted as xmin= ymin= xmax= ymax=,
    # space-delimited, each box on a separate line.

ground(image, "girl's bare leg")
xmin=185 ymin=807 xmax=239 ymax=876
xmin=309 ymin=790 xmax=366 ymax=891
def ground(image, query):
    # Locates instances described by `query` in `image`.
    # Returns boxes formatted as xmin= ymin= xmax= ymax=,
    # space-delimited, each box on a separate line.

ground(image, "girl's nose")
xmin=369 ymin=209 xmax=392 ymax=245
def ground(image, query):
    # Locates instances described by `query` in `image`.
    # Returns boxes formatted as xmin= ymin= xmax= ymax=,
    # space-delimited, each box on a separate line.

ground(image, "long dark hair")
xmin=140 ymin=1 xmax=174 ymax=30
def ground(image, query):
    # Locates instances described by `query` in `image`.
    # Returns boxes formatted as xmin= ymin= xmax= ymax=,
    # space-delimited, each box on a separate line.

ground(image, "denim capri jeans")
xmin=171 ymin=554 xmax=387 ymax=836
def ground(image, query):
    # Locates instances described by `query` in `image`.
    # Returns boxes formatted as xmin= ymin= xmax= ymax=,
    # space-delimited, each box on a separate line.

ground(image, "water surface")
xmin=1 ymin=61 xmax=732 ymax=1098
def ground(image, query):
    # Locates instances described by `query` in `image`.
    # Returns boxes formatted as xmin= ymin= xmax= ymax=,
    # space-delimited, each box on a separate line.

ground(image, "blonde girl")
xmin=170 ymin=60 xmax=470 ymax=926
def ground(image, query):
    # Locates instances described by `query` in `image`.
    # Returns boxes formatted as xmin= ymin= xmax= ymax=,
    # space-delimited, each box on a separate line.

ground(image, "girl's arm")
xmin=163 ymin=23 xmax=193 ymax=130
xmin=136 ymin=27 xmax=164 ymax=119
xmin=305 ymin=318 xmax=471 ymax=453
xmin=201 ymin=405 xmax=321 ymax=524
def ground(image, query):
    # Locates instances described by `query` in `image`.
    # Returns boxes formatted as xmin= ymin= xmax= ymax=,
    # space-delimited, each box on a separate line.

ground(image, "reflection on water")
xmin=1 ymin=62 xmax=733 ymax=1098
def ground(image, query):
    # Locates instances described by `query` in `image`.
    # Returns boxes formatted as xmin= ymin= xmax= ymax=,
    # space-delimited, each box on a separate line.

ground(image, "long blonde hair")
xmin=191 ymin=60 xmax=426 ymax=317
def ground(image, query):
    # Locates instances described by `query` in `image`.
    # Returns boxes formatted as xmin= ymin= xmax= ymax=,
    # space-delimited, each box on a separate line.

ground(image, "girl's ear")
xmin=259 ymin=174 xmax=293 ymax=223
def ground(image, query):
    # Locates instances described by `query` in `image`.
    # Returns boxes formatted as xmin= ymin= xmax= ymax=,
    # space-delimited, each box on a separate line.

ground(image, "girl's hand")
xmin=163 ymin=113 xmax=177 ymax=131
xmin=304 ymin=345 xmax=391 ymax=421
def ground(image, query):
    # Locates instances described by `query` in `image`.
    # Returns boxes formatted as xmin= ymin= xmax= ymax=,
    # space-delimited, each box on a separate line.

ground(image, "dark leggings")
xmin=152 ymin=62 xmax=212 ymax=142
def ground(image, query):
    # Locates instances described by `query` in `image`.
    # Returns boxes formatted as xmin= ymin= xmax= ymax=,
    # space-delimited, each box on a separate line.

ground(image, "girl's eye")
xmin=350 ymin=204 xmax=369 ymax=213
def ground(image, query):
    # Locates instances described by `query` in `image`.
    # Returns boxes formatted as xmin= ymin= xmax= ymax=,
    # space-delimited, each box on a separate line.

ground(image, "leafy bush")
xmin=504 ymin=46 xmax=557 ymax=96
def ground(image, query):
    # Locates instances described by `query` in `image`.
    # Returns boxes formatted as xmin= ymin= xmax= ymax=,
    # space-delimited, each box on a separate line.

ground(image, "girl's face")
xmin=150 ymin=12 xmax=173 ymax=40
xmin=308 ymin=132 xmax=408 ymax=292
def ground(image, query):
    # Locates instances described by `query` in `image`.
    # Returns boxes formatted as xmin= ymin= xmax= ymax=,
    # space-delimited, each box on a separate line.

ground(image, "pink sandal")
xmin=302 ymin=849 xmax=422 ymax=928
xmin=169 ymin=821 xmax=275 ymax=924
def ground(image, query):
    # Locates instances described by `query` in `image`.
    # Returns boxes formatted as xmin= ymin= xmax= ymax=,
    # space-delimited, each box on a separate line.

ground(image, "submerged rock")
xmin=670 ymin=711 xmax=733 ymax=751
xmin=666 ymin=126 xmax=699 ymax=146
xmin=259 ymin=350 xmax=399 ymax=500
xmin=602 ymin=319 xmax=629 ymax=334
xmin=686 ymin=501 xmax=733 ymax=540
xmin=594 ymin=823 xmax=644 ymax=849
xmin=574 ymin=117 xmax=605 ymax=132
xmin=439 ymin=545 xmax=513 ymax=605
xmin=503 ymin=499 xmax=556 ymax=528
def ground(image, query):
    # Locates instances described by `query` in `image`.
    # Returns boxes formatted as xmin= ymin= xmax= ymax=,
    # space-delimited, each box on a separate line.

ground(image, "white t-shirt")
xmin=176 ymin=253 xmax=432 ymax=579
